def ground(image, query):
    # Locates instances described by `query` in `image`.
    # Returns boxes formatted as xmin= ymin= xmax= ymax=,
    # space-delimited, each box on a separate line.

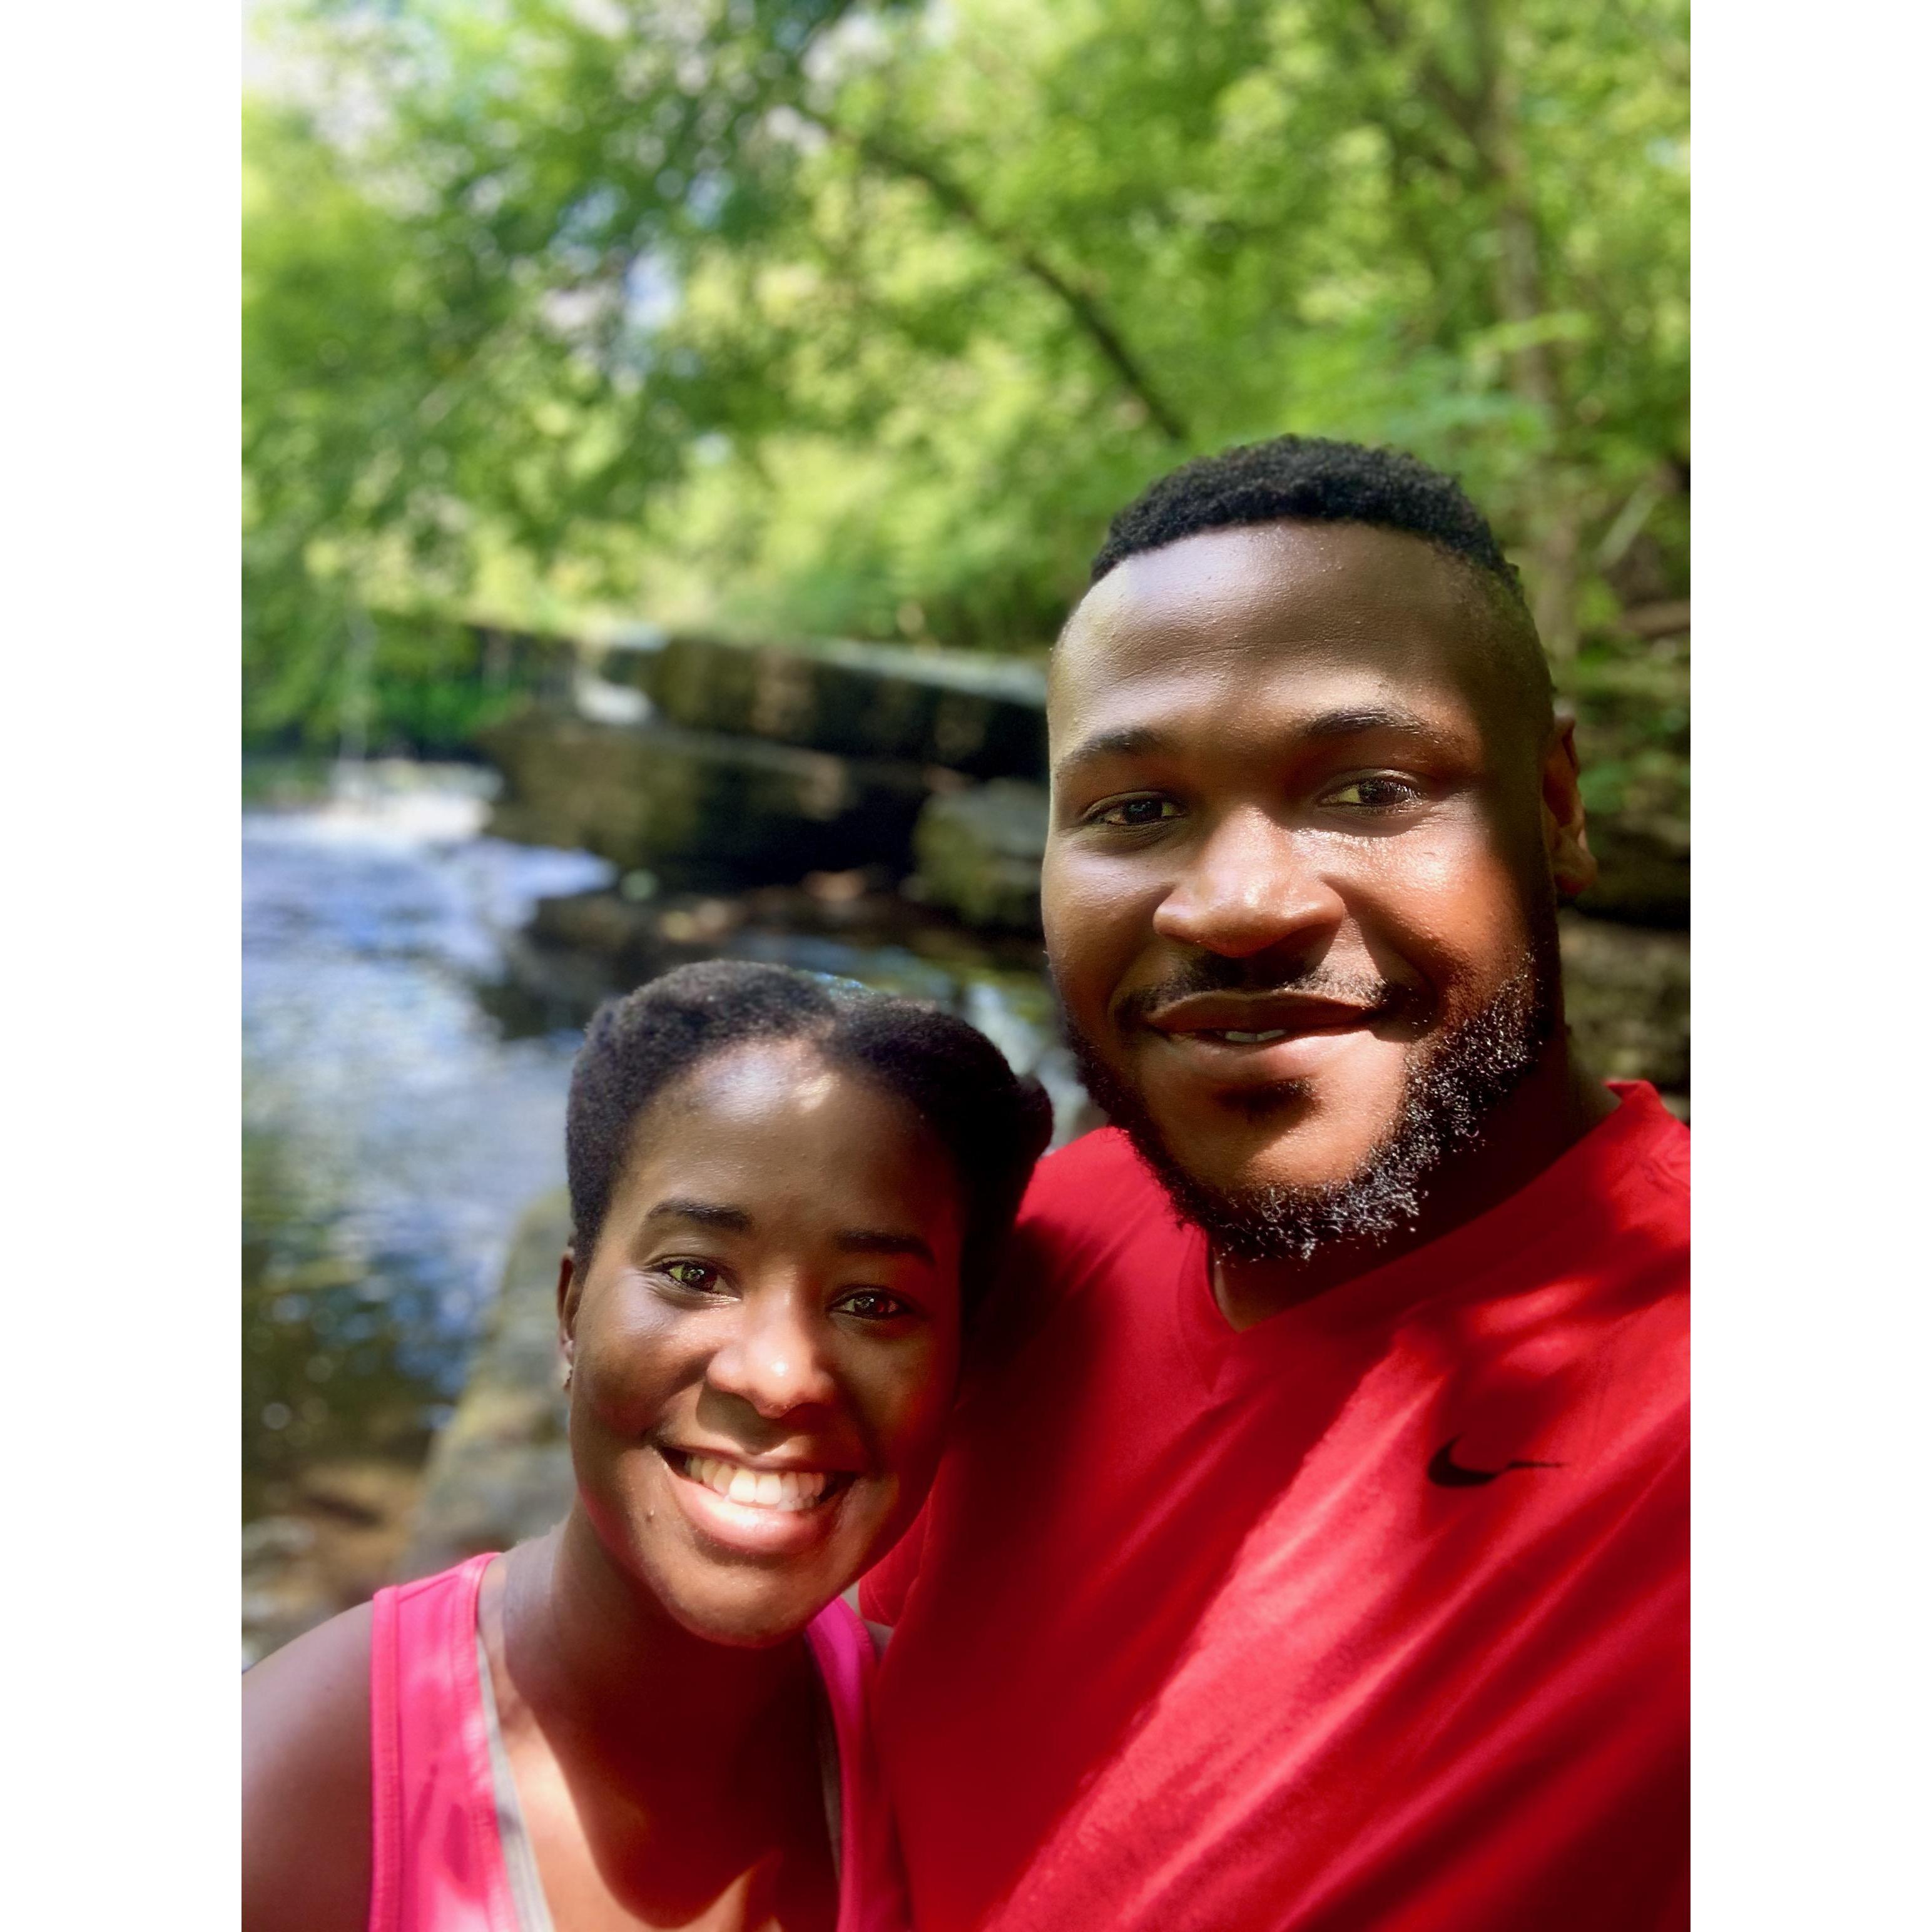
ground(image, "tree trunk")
xmin=1470 ymin=1 xmax=1579 ymax=656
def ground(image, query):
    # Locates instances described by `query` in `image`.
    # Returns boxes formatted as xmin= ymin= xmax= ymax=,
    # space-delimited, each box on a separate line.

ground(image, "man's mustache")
xmin=1112 ymin=957 xmax=1412 ymax=1030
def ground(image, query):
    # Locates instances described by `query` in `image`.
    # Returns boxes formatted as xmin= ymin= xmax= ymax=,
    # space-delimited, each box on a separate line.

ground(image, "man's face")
xmin=1043 ymin=521 xmax=1590 ymax=1246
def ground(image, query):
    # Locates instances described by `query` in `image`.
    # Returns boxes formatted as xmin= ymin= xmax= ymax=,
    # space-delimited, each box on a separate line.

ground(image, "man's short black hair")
xmin=566 ymin=960 xmax=1054 ymax=1311
xmin=1084 ymin=434 xmax=1550 ymax=731
xmin=1090 ymin=434 xmax=1527 ymax=609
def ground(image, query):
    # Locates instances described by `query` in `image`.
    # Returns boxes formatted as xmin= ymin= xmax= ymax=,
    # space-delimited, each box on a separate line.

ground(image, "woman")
xmin=244 ymin=960 xmax=1052 ymax=1932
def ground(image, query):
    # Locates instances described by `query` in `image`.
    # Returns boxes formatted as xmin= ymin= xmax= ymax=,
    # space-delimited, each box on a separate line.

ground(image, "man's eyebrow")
xmin=644 ymin=1199 xmax=754 ymax=1233
xmin=1054 ymin=706 xmax=1445 ymax=783
xmin=836 ymin=1229 xmax=938 ymax=1266
xmin=1299 ymin=703 xmax=1442 ymax=741
xmin=1052 ymin=724 xmax=1176 ymax=784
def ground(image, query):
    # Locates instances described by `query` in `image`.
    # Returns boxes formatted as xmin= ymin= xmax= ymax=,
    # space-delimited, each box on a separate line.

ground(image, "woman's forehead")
xmin=619 ymin=1046 xmax=956 ymax=1219
xmin=654 ymin=1038 xmax=843 ymax=1123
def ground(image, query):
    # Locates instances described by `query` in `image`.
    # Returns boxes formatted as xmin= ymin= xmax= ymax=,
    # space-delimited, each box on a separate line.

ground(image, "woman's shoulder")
xmin=243 ymin=1600 xmax=375 ymax=1932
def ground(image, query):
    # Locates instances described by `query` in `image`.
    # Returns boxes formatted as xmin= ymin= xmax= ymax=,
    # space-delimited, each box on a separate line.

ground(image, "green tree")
xmin=245 ymin=0 xmax=1687 ymax=733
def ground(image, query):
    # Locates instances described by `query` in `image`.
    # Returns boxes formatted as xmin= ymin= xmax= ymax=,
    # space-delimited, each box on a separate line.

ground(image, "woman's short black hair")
xmin=566 ymin=960 xmax=1055 ymax=1309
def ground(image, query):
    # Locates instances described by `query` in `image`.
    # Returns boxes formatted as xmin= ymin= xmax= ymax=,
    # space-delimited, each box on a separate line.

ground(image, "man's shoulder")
xmin=965 ymin=1127 xmax=1189 ymax=1352
xmin=1610 ymin=1082 xmax=1689 ymax=1184
xmin=1009 ymin=1126 xmax=1191 ymax=1284
xmin=1596 ymin=1082 xmax=1690 ymax=1259
xmin=1019 ymin=1124 xmax=1165 ymax=1231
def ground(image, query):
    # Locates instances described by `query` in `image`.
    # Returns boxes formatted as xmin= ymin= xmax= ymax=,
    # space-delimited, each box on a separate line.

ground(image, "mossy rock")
xmin=913 ymin=780 xmax=1049 ymax=932
xmin=631 ymin=632 xmax=1047 ymax=779
xmin=479 ymin=706 xmax=932 ymax=887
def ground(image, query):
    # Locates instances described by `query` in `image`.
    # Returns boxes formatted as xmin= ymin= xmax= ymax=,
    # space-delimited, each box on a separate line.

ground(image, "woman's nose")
xmin=705 ymin=1291 xmax=840 ymax=1421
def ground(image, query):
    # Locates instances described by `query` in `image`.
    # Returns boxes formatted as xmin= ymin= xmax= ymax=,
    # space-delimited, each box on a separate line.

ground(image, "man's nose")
xmin=706 ymin=1289 xmax=840 ymax=1421
xmin=1151 ymin=805 xmax=1343 ymax=959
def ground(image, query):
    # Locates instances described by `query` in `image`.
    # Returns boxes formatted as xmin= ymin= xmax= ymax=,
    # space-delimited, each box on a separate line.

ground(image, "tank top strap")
xmin=368 ymin=1553 xmax=517 ymax=1932
xmin=805 ymin=1598 xmax=912 ymax=1932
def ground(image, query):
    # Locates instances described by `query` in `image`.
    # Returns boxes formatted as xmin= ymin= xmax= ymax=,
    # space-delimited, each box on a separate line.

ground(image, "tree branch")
xmin=1357 ymin=0 xmax=1487 ymax=145
xmin=800 ymin=108 xmax=1191 ymax=444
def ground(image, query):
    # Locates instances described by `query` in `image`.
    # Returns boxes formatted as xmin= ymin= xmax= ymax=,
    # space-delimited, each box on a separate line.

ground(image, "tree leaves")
xmin=245 ymin=0 xmax=1687 ymax=741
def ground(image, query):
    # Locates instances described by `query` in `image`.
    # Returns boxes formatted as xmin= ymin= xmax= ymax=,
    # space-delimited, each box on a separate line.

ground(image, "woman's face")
xmin=561 ymin=1040 xmax=966 ymax=1646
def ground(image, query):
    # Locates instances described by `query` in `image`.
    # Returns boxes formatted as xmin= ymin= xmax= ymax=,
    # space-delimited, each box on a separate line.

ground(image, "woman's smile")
xmin=666 ymin=1448 xmax=845 ymax=1512
xmin=656 ymin=1442 xmax=863 ymax=1558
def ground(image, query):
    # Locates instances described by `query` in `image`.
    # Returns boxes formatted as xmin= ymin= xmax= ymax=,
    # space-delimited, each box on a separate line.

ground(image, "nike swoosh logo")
xmin=1426 ymin=1435 xmax=1567 ymax=1488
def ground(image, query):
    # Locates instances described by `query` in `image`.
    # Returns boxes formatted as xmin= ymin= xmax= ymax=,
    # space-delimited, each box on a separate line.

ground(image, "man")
xmin=861 ymin=436 xmax=1689 ymax=1931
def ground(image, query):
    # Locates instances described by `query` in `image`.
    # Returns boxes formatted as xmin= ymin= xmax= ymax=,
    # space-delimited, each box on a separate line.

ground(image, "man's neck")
xmin=1211 ymin=1046 xmax=1618 ymax=1333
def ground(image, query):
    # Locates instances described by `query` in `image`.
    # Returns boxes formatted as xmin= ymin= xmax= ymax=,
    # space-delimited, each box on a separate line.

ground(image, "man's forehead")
xmin=1052 ymin=521 xmax=1512 ymax=723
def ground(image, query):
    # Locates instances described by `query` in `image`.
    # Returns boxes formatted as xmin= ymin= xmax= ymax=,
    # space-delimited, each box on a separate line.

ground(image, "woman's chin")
xmin=658 ymin=1574 xmax=840 ymax=1649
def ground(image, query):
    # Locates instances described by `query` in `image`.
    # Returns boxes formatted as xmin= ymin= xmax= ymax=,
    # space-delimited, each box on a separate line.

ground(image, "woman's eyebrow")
xmin=836 ymin=1229 xmax=938 ymax=1266
xmin=644 ymin=1198 xmax=754 ymax=1233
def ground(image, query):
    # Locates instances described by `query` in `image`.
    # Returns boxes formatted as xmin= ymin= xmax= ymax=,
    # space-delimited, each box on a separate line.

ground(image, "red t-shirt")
xmin=861 ymin=1082 xmax=1689 ymax=1932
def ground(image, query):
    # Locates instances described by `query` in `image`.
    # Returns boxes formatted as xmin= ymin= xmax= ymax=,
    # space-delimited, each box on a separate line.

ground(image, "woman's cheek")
xmin=865 ymin=1331 xmax=958 ymax=1470
xmin=577 ymin=1286 xmax=696 ymax=1434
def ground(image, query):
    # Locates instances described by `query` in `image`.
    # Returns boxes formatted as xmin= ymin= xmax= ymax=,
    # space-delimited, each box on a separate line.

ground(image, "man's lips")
xmin=1140 ymin=990 xmax=1388 ymax=1044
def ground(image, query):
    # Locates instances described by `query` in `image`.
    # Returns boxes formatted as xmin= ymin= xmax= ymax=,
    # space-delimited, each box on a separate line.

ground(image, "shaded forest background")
xmin=244 ymin=0 xmax=1687 ymax=836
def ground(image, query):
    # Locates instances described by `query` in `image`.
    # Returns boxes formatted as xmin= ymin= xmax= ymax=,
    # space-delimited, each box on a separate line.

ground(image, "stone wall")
xmin=607 ymin=630 xmax=1048 ymax=778
xmin=479 ymin=711 xmax=932 ymax=888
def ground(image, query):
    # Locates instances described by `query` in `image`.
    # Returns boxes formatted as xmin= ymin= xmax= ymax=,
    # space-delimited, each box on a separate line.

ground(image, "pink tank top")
xmin=368 ymin=1553 xmax=907 ymax=1932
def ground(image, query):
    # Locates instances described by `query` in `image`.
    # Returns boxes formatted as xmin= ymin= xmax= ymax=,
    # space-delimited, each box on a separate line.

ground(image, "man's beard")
xmin=1060 ymin=928 xmax=1561 ymax=1266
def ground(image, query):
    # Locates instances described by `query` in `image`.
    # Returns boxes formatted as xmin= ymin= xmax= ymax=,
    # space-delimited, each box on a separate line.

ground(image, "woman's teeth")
xmin=1208 ymin=1028 xmax=1289 ymax=1044
xmin=675 ymin=1453 xmax=831 ymax=1512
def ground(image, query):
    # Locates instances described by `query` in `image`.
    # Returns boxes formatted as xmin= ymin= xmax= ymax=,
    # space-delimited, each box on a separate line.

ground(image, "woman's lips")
xmin=668 ymin=1449 xmax=834 ymax=1513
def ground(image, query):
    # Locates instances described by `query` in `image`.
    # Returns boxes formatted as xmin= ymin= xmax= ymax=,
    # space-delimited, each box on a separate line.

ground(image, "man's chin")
xmin=1147 ymin=1104 xmax=1403 ymax=1212
xmin=1117 ymin=1119 xmax=1431 ymax=1266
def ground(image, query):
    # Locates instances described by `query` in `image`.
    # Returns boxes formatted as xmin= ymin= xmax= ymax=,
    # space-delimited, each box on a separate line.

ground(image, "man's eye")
xmin=661 ymin=1260 xmax=720 ymax=1291
xmin=835 ymin=1289 xmax=913 ymax=1321
xmin=1091 ymin=795 xmax=1181 ymax=828
xmin=1323 ymin=776 xmax=1424 ymax=810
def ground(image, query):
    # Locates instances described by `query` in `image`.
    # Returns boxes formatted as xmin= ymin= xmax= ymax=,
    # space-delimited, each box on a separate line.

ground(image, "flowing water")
xmin=242 ymin=768 xmax=614 ymax=1523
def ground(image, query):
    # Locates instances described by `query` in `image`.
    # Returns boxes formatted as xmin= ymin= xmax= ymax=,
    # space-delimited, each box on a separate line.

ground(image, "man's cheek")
xmin=1046 ymin=877 xmax=1149 ymax=1029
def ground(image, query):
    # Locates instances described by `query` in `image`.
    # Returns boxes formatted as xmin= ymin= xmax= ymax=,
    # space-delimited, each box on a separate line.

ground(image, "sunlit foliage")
xmin=244 ymin=0 xmax=1687 ymax=746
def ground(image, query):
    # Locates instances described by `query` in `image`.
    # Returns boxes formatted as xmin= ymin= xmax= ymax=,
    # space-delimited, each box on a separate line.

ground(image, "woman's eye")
xmin=661 ymin=1260 xmax=720 ymax=1291
xmin=1091 ymin=795 xmax=1181 ymax=829
xmin=1323 ymin=776 xmax=1424 ymax=810
xmin=836 ymin=1289 xmax=913 ymax=1321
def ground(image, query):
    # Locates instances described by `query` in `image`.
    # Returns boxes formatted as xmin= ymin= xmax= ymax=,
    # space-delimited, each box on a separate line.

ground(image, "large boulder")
xmin=913 ymin=780 xmax=1050 ymax=932
xmin=609 ymin=631 xmax=1048 ymax=780
xmin=479 ymin=706 xmax=932 ymax=887
xmin=404 ymin=1191 xmax=574 ymax=1579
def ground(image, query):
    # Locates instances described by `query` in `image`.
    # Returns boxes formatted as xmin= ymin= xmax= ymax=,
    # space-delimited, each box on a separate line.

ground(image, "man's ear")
xmin=557 ymin=1243 xmax=581 ymax=1383
xmin=1542 ymin=716 xmax=1597 ymax=902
